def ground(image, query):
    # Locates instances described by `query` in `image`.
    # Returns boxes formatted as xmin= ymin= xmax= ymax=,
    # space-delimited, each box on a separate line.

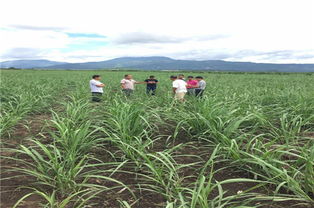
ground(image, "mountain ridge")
xmin=0 ymin=59 xmax=67 ymax=68
xmin=1 ymin=57 xmax=313 ymax=72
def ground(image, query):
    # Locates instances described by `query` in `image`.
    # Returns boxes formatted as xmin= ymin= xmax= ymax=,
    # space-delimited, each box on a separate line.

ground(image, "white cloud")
xmin=0 ymin=0 xmax=314 ymax=63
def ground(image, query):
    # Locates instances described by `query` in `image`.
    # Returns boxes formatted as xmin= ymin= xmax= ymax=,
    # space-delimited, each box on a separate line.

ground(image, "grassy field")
xmin=1 ymin=69 xmax=314 ymax=208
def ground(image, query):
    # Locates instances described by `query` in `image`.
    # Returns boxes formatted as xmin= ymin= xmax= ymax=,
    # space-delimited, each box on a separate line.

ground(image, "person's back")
xmin=173 ymin=79 xmax=187 ymax=93
xmin=171 ymin=76 xmax=187 ymax=102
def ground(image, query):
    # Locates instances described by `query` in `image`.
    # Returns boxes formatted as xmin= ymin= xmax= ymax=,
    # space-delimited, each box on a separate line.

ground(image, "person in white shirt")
xmin=170 ymin=75 xmax=187 ymax=102
xmin=120 ymin=74 xmax=143 ymax=96
xmin=195 ymin=76 xmax=206 ymax=98
xmin=90 ymin=75 xmax=105 ymax=102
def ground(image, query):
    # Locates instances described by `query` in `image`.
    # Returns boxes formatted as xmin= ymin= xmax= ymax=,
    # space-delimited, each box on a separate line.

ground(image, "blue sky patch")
xmin=66 ymin=33 xmax=106 ymax=38
xmin=61 ymin=33 xmax=108 ymax=52
xmin=62 ymin=39 xmax=108 ymax=52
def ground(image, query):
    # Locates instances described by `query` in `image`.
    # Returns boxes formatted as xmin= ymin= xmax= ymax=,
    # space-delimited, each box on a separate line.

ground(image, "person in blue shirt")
xmin=144 ymin=75 xmax=158 ymax=95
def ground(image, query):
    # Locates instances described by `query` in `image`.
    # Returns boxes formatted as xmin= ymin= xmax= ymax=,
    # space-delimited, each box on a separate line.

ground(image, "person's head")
xmin=178 ymin=74 xmax=185 ymax=79
xmin=124 ymin=74 xmax=132 ymax=80
xmin=187 ymin=76 xmax=194 ymax=81
xmin=92 ymin=75 xmax=101 ymax=81
xmin=195 ymin=76 xmax=203 ymax=81
xmin=149 ymin=75 xmax=155 ymax=79
xmin=178 ymin=74 xmax=184 ymax=79
xmin=170 ymin=75 xmax=177 ymax=81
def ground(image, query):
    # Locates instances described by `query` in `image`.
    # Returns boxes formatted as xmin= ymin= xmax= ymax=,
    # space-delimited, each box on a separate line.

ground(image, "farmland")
xmin=1 ymin=70 xmax=314 ymax=208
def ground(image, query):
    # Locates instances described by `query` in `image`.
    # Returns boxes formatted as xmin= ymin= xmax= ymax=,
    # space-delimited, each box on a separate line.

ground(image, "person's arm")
xmin=172 ymin=81 xmax=178 ymax=93
xmin=146 ymin=80 xmax=158 ymax=84
xmin=186 ymin=82 xmax=193 ymax=88
xmin=91 ymin=80 xmax=105 ymax=88
xmin=120 ymin=80 xmax=126 ymax=89
xmin=96 ymin=83 xmax=105 ymax=87
xmin=202 ymin=81 xmax=206 ymax=89
xmin=189 ymin=81 xmax=198 ymax=88
xmin=135 ymin=81 xmax=145 ymax=84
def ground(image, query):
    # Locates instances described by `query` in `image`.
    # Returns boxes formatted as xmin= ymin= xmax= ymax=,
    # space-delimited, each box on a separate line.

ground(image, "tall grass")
xmin=2 ymin=95 xmax=134 ymax=207
xmin=1 ymin=70 xmax=313 ymax=207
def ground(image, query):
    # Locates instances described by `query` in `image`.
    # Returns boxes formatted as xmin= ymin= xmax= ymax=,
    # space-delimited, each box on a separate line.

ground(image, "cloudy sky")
xmin=1 ymin=0 xmax=313 ymax=63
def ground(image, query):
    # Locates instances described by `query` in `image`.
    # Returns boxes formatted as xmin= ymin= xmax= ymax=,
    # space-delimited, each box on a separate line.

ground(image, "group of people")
xmin=89 ymin=74 xmax=206 ymax=102
xmin=170 ymin=74 xmax=206 ymax=101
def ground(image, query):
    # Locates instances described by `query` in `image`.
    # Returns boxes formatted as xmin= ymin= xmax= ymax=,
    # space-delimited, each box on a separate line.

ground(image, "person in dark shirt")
xmin=144 ymin=75 xmax=158 ymax=95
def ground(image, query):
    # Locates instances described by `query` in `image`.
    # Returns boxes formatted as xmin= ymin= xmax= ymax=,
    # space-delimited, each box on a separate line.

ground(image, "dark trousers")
xmin=195 ymin=89 xmax=204 ymax=97
xmin=146 ymin=86 xmax=156 ymax=95
xmin=91 ymin=92 xmax=102 ymax=102
xmin=122 ymin=89 xmax=134 ymax=97
xmin=187 ymin=88 xmax=195 ymax=96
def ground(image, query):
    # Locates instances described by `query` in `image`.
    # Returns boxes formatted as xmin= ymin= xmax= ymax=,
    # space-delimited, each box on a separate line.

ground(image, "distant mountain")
xmin=48 ymin=56 xmax=177 ymax=70
xmin=1 ymin=57 xmax=313 ymax=72
xmin=0 ymin=60 xmax=68 ymax=68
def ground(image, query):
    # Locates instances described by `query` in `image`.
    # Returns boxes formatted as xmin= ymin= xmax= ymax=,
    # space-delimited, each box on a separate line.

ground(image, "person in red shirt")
xmin=186 ymin=76 xmax=199 ymax=95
